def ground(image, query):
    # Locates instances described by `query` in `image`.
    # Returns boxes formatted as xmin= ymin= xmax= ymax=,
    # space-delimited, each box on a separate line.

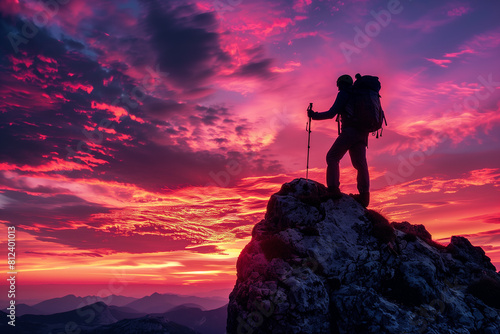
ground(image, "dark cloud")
xmin=32 ymin=226 xmax=191 ymax=254
xmin=27 ymin=225 xmax=226 ymax=254
xmin=0 ymin=23 xmax=246 ymax=191
xmin=25 ymin=251 xmax=104 ymax=257
xmin=214 ymin=138 xmax=228 ymax=144
xmin=141 ymin=97 xmax=189 ymax=119
xmin=62 ymin=38 xmax=85 ymax=50
xmin=187 ymin=245 xmax=226 ymax=254
xmin=0 ymin=190 xmax=111 ymax=227
xmin=201 ymin=114 xmax=219 ymax=125
xmin=235 ymin=125 xmax=249 ymax=136
xmin=243 ymin=45 xmax=267 ymax=58
xmin=93 ymin=142 xmax=230 ymax=190
xmin=144 ymin=1 xmax=230 ymax=88
xmin=0 ymin=174 xmax=69 ymax=195
xmin=0 ymin=2 xmax=284 ymax=196
xmin=234 ymin=58 xmax=275 ymax=79
xmin=0 ymin=20 xmax=116 ymax=168
xmin=195 ymin=105 xmax=229 ymax=115
xmin=461 ymin=214 xmax=500 ymax=225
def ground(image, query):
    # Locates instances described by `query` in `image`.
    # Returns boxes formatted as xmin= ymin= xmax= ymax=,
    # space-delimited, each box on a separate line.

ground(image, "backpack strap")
xmin=377 ymin=112 xmax=387 ymax=138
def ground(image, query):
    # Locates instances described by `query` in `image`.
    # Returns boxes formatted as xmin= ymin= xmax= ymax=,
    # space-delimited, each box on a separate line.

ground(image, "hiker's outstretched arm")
xmin=310 ymin=90 xmax=349 ymax=120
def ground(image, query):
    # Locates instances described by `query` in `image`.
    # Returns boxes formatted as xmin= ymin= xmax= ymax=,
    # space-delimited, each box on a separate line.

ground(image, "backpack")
xmin=337 ymin=74 xmax=387 ymax=137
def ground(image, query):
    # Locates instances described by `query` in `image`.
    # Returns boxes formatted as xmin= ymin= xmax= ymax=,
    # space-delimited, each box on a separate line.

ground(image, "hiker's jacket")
xmin=310 ymin=88 xmax=356 ymax=130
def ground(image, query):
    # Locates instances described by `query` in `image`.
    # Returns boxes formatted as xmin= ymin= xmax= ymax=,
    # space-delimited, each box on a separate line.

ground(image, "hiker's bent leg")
xmin=326 ymin=133 xmax=350 ymax=190
xmin=349 ymin=142 xmax=369 ymax=194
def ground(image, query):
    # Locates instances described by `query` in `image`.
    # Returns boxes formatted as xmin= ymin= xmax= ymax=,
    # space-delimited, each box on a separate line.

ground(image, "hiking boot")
xmin=349 ymin=192 xmax=370 ymax=208
xmin=321 ymin=187 xmax=343 ymax=201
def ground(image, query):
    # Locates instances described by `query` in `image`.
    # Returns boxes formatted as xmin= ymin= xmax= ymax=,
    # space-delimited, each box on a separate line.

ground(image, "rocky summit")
xmin=227 ymin=179 xmax=500 ymax=334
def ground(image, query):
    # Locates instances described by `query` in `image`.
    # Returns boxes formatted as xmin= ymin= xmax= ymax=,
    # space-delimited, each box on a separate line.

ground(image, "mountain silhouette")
xmin=21 ymin=294 xmax=86 ymax=315
xmin=1 ymin=299 xmax=228 ymax=334
xmin=1 ymin=301 xmax=142 ymax=334
xmin=227 ymin=178 xmax=500 ymax=333
xmin=124 ymin=292 xmax=227 ymax=314
xmin=82 ymin=303 xmax=228 ymax=334
xmin=1 ymin=292 xmax=227 ymax=317
xmin=10 ymin=294 xmax=139 ymax=315
xmin=152 ymin=304 xmax=228 ymax=334
xmin=81 ymin=315 xmax=199 ymax=334
xmin=11 ymin=303 xmax=43 ymax=316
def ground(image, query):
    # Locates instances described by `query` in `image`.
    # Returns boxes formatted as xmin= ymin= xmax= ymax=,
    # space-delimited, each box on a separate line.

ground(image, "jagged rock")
xmin=391 ymin=221 xmax=432 ymax=243
xmin=227 ymin=178 xmax=500 ymax=334
xmin=446 ymin=236 xmax=497 ymax=271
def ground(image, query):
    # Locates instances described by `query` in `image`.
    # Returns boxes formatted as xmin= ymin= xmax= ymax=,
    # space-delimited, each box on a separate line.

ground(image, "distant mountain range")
xmin=83 ymin=304 xmax=227 ymax=334
xmin=81 ymin=314 xmax=200 ymax=334
xmin=0 ymin=293 xmax=228 ymax=334
xmin=2 ymin=301 xmax=120 ymax=334
xmin=1 ymin=292 xmax=227 ymax=316
xmin=124 ymin=292 xmax=226 ymax=314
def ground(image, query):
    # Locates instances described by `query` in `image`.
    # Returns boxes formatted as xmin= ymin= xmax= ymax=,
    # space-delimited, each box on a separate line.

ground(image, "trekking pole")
xmin=306 ymin=103 xmax=312 ymax=180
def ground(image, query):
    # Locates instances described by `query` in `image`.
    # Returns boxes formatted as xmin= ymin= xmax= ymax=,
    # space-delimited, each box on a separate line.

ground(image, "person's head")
xmin=336 ymin=74 xmax=353 ymax=90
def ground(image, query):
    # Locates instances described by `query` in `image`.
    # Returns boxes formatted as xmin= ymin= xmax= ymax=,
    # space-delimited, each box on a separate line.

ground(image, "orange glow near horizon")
xmin=1 ymin=167 xmax=499 ymax=299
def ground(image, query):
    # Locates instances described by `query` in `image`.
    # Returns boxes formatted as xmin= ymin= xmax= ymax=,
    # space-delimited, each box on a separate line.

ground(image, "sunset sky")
xmin=1 ymin=0 xmax=499 ymax=302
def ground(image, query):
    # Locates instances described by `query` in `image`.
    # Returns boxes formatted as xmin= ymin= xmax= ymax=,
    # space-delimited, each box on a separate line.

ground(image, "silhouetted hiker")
xmin=307 ymin=74 xmax=371 ymax=207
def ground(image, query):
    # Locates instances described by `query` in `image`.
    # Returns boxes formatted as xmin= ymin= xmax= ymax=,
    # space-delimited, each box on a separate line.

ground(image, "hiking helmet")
xmin=337 ymin=74 xmax=353 ymax=87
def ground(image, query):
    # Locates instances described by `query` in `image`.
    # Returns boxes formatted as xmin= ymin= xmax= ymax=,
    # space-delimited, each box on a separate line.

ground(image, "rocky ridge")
xmin=227 ymin=178 xmax=500 ymax=334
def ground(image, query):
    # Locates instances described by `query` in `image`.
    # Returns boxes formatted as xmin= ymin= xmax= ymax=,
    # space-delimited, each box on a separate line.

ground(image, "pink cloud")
xmin=294 ymin=15 xmax=308 ymax=21
xmin=443 ymin=47 xmax=475 ymax=58
xmin=426 ymin=58 xmax=452 ymax=68
xmin=460 ymin=213 xmax=500 ymax=225
xmin=64 ymin=82 xmax=94 ymax=94
xmin=271 ymin=61 xmax=302 ymax=73
xmin=293 ymin=0 xmax=312 ymax=13
xmin=401 ymin=16 xmax=454 ymax=33
xmin=377 ymin=168 xmax=500 ymax=199
xmin=466 ymin=28 xmax=500 ymax=51
xmin=399 ymin=3 xmax=472 ymax=33
xmin=395 ymin=109 xmax=500 ymax=145
xmin=447 ymin=6 xmax=471 ymax=17
xmin=37 ymin=55 xmax=57 ymax=64
xmin=381 ymin=70 xmax=500 ymax=150
xmin=0 ymin=73 xmax=62 ymax=110
xmin=9 ymin=54 xmax=34 ymax=70
xmin=261 ymin=17 xmax=295 ymax=36
xmin=432 ymin=81 xmax=482 ymax=97
xmin=91 ymin=101 xmax=144 ymax=124
xmin=0 ymin=158 xmax=93 ymax=173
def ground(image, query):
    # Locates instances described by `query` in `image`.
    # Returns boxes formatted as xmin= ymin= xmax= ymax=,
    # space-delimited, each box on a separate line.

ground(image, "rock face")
xmin=227 ymin=179 xmax=500 ymax=334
